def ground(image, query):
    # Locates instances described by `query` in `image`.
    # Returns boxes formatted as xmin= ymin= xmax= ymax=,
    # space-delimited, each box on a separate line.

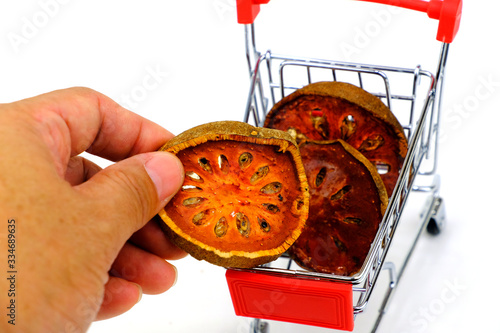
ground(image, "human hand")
xmin=0 ymin=87 xmax=185 ymax=332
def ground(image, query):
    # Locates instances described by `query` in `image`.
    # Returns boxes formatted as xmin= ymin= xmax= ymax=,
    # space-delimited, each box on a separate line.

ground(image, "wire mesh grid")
xmin=237 ymin=22 xmax=448 ymax=315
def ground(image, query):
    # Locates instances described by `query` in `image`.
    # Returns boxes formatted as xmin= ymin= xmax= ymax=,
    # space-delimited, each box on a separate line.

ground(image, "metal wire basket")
xmin=226 ymin=0 xmax=462 ymax=331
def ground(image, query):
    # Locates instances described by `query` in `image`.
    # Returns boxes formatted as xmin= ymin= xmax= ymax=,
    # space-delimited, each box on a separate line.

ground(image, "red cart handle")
xmin=236 ymin=0 xmax=462 ymax=43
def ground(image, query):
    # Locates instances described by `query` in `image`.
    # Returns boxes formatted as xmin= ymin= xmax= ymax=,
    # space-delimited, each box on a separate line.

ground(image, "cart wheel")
xmin=251 ymin=318 xmax=269 ymax=333
xmin=426 ymin=217 xmax=442 ymax=235
xmin=425 ymin=197 xmax=445 ymax=236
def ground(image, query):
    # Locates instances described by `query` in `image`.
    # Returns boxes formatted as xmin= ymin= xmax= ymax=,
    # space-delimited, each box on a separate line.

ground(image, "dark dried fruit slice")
xmin=264 ymin=81 xmax=408 ymax=196
xmin=158 ymin=121 xmax=309 ymax=268
xmin=288 ymin=140 xmax=388 ymax=276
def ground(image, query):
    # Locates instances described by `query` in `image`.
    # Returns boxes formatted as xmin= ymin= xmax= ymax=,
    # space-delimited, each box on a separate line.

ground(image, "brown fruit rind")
xmin=334 ymin=139 xmax=388 ymax=213
xmin=265 ymin=81 xmax=407 ymax=157
xmin=264 ymin=81 xmax=408 ymax=196
xmin=158 ymin=121 xmax=310 ymax=268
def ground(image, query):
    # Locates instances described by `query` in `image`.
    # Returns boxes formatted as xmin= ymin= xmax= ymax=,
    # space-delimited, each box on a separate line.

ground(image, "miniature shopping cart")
xmin=225 ymin=0 xmax=462 ymax=332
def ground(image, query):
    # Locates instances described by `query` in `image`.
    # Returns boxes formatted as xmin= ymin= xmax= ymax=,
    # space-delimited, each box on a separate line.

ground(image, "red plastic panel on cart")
xmin=226 ymin=269 xmax=354 ymax=331
xmin=236 ymin=0 xmax=270 ymax=24
xmin=235 ymin=0 xmax=462 ymax=43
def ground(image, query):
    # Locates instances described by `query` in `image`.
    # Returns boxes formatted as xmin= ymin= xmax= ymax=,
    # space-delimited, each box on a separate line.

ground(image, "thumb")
xmin=79 ymin=151 xmax=184 ymax=235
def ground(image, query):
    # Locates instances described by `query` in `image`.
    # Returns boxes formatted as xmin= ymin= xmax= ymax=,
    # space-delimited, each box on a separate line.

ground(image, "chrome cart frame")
xmin=226 ymin=1 xmax=461 ymax=331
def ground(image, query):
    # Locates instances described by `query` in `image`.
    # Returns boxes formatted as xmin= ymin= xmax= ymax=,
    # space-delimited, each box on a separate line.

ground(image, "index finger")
xmin=20 ymin=87 xmax=174 ymax=163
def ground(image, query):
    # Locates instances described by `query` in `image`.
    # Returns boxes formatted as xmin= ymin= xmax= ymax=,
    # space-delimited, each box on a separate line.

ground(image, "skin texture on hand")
xmin=0 ymin=87 xmax=186 ymax=333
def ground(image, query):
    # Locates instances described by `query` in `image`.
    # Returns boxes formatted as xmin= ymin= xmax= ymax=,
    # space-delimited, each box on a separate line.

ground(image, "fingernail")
xmin=133 ymin=283 xmax=143 ymax=304
xmin=171 ymin=264 xmax=178 ymax=287
xmin=144 ymin=152 xmax=184 ymax=203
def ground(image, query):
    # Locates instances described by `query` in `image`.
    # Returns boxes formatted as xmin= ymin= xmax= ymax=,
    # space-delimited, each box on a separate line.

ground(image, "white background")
xmin=1 ymin=0 xmax=498 ymax=332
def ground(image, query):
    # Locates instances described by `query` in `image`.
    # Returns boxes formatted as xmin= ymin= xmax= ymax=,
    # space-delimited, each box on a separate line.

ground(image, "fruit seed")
xmin=258 ymin=217 xmax=271 ymax=232
xmin=198 ymin=157 xmax=213 ymax=174
xmin=182 ymin=197 xmax=205 ymax=207
xmin=330 ymin=185 xmax=352 ymax=201
xmin=214 ymin=217 xmax=228 ymax=237
xmin=260 ymin=182 xmax=282 ymax=194
xmin=238 ymin=152 xmax=253 ymax=169
xmin=340 ymin=115 xmax=356 ymax=140
xmin=186 ymin=171 xmax=204 ymax=183
xmin=236 ymin=212 xmax=251 ymax=237
xmin=250 ymin=166 xmax=269 ymax=185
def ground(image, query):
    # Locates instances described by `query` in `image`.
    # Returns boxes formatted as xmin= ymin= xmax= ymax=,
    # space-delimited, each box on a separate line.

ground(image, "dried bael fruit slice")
xmin=288 ymin=140 xmax=388 ymax=276
xmin=264 ymin=81 xmax=408 ymax=196
xmin=158 ymin=121 xmax=309 ymax=268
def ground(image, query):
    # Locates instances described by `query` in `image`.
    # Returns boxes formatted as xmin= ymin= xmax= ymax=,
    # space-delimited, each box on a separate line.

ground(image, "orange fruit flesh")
xmin=164 ymin=140 xmax=305 ymax=253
